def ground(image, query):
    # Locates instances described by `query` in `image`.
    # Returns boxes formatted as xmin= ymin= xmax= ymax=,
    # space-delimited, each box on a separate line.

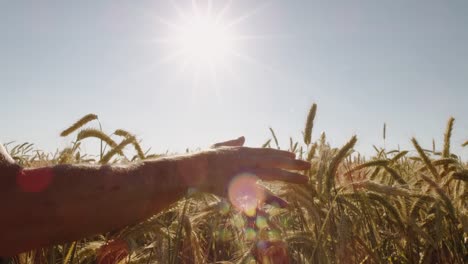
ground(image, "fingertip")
xmin=265 ymin=194 xmax=289 ymax=208
xmin=283 ymin=173 xmax=308 ymax=184
xmin=287 ymin=173 xmax=308 ymax=184
xmin=295 ymin=160 xmax=311 ymax=170
xmin=238 ymin=136 xmax=245 ymax=146
xmin=297 ymin=174 xmax=309 ymax=184
xmin=254 ymin=168 xmax=308 ymax=184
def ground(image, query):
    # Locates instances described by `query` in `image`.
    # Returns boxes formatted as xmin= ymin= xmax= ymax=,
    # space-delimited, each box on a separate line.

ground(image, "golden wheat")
xmin=8 ymin=103 xmax=467 ymax=264
xmin=76 ymin=128 xmax=119 ymax=148
xmin=443 ymin=117 xmax=455 ymax=158
xmin=60 ymin=114 xmax=98 ymax=137
xmin=462 ymin=140 xmax=468 ymax=147
xmin=412 ymin=137 xmax=440 ymax=180
xmin=303 ymin=103 xmax=317 ymax=145
xmin=269 ymin=127 xmax=279 ymax=150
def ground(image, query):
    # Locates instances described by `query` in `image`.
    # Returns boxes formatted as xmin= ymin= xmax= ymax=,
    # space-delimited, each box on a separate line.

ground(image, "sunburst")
xmin=154 ymin=0 xmax=269 ymax=84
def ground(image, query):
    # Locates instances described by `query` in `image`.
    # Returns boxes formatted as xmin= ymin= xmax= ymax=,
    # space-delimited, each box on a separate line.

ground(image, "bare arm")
xmin=0 ymin=156 xmax=188 ymax=256
xmin=0 ymin=138 xmax=310 ymax=256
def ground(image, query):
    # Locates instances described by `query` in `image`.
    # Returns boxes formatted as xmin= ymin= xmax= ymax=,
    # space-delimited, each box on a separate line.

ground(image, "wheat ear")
xmin=60 ymin=114 xmax=98 ymax=137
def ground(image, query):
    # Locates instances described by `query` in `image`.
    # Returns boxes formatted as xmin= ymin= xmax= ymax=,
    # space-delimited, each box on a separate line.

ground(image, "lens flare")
xmin=256 ymin=215 xmax=268 ymax=230
xmin=245 ymin=227 xmax=257 ymax=241
xmin=218 ymin=199 xmax=231 ymax=215
xmin=228 ymin=173 xmax=265 ymax=217
xmin=232 ymin=214 xmax=246 ymax=228
xmin=17 ymin=168 xmax=53 ymax=193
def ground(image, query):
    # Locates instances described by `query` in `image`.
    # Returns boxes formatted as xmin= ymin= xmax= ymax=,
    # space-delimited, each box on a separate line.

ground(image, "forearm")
xmin=0 ymin=157 xmax=188 ymax=256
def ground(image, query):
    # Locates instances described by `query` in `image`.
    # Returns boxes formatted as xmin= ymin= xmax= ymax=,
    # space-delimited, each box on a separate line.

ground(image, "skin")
xmin=0 ymin=137 xmax=310 ymax=256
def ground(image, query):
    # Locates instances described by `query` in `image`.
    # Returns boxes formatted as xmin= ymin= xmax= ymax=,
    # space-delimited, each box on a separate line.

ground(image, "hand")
xmin=177 ymin=136 xmax=310 ymax=206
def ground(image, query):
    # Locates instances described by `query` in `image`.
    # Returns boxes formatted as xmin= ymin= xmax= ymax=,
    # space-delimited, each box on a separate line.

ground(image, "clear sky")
xmin=1 ymin=0 xmax=467 ymax=159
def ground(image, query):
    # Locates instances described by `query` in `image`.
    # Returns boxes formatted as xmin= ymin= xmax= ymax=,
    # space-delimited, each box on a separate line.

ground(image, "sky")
xmin=1 ymin=0 xmax=467 ymax=160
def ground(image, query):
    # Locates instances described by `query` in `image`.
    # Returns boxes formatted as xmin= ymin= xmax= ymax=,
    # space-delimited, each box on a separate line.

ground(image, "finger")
xmin=253 ymin=156 xmax=310 ymax=171
xmin=211 ymin=136 xmax=245 ymax=148
xmin=260 ymin=186 xmax=289 ymax=208
xmin=250 ymin=167 xmax=308 ymax=184
xmin=244 ymin=147 xmax=296 ymax=159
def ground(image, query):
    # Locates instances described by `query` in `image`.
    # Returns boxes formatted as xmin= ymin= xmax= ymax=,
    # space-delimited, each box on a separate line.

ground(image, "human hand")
xmin=177 ymin=136 xmax=310 ymax=206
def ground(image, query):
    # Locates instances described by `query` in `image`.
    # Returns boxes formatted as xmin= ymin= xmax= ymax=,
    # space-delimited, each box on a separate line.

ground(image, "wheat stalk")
xmin=383 ymin=165 xmax=407 ymax=185
xmin=304 ymin=103 xmax=317 ymax=145
xmin=383 ymin=122 xmax=386 ymax=141
xmin=351 ymin=181 xmax=413 ymax=197
xmin=452 ymin=170 xmax=468 ymax=182
xmin=324 ymin=135 xmax=357 ymax=195
xmin=344 ymin=159 xmax=388 ymax=175
xmin=390 ymin=150 xmax=408 ymax=163
xmin=100 ymin=137 xmax=134 ymax=164
xmin=114 ymin=129 xmax=145 ymax=159
xmin=462 ymin=140 xmax=468 ymax=147
xmin=77 ymin=129 xmax=119 ymax=148
xmin=367 ymin=192 xmax=405 ymax=229
xmin=262 ymin=139 xmax=271 ymax=148
xmin=306 ymin=143 xmax=317 ymax=161
xmin=419 ymin=173 xmax=457 ymax=222
xmin=60 ymin=114 xmax=98 ymax=137
xmin=443 ymin=117 xmax=455 ymax=158
xmin=269 ymin=127 xmax=280 ymax=150
xmin=411 ymin=137 xmax=440 ymax=180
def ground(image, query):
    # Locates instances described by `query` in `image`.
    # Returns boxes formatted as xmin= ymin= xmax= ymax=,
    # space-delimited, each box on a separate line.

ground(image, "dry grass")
xmin=4 ymin=104 xmax=467 ymax=264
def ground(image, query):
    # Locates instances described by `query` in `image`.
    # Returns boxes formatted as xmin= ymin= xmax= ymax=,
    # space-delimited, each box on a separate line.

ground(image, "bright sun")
xmin=173 ymin=14 xmax=234 ymax=65
xmin=155 ymin=1 xmax=256 ymax=81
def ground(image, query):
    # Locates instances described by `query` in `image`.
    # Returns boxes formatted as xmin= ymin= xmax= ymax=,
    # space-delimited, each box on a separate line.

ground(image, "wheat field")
xmin=4 ymin=103 xmax=467 ymax=264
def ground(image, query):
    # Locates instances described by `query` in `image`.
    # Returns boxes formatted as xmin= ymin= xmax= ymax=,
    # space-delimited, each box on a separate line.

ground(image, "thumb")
xmin=211 ymin=136 xmax=245 ymax=148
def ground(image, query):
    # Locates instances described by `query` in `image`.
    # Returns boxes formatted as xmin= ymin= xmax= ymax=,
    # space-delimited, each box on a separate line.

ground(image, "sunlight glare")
xmin=154 ymin=0 xmax=269 ymax=85
xmin=174 ymin=15 xmax=234 ymax=64
xmin=228 ymin=173 xmax=265 ymax=217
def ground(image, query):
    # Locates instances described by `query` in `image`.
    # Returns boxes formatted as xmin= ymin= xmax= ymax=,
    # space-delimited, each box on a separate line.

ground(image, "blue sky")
xmin=1 ymin=0 xmax=467 ymax=159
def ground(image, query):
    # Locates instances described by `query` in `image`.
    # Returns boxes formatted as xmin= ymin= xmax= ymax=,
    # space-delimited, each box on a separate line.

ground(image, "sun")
xmin=173 ymin=13 xmax=235 ymax=66
xmin=154 ymin=1 xmax=261 ymax=82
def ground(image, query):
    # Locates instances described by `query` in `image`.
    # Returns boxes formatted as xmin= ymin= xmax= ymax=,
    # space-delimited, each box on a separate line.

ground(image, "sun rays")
xmin=153 ymin=0 xmax=269 ymax=84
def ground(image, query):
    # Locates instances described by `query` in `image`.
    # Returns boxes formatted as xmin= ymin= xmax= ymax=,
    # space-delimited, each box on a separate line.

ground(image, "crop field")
xmin=4 ymin=104 xmax=467 ymax=264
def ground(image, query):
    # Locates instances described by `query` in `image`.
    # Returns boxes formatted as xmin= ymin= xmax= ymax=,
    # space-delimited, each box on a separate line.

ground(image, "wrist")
xmin=173 ymin=153 xmax=209 ymax=190
xmin=140 ymin=158 xmax=188 ymax=197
